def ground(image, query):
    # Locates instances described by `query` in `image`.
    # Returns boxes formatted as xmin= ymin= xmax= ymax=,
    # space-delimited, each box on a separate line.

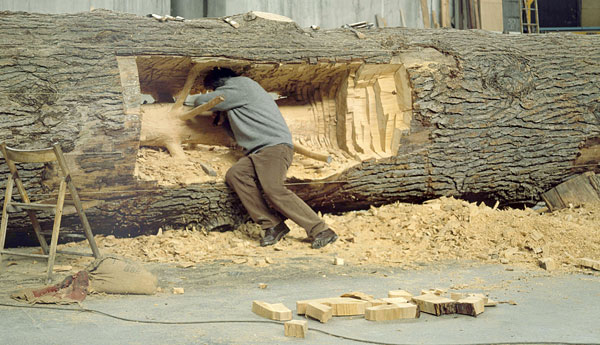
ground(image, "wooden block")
xmin=467 ymin=293 xmax=488 ymax=305
xmin=340 ymin=291 xmax=373 ymax=301
xmin=412 ymin=294 xmax=456 ymax=316
xmin=297 ymin=297 xmax=368 ymax=316
xmin=284 ymin=320 xmax=307 ymax=338
xmin=306 ymin=302 xmax=332 ymax=323
xmin=456 ymin=296 xmax=485 ymax=316
xmin=381 ymin=297 xmax=409 ymax=305
xmin=578 ymin=258 xmax=600 ymax=271
xmin=388 ymin=290 xmax=412 ymax=299
xmin=327 ymin=298 xmax=368 ymax=316
xmin=365 ymin=303 xmax=419 ymax=321
xmin=539 ymin=258 xmax=556 ymax=271
xmin=333 ymin=257 xmax=344 ymax=265
xmin=368 ymin=299 xmax=389 ymax=307
xmin=252 ymin=301 xmax=292 ymax=321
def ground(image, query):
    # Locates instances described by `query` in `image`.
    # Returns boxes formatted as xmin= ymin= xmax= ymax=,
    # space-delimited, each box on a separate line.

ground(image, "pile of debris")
xmin=60 ymin=197 xmax=600 ymax=273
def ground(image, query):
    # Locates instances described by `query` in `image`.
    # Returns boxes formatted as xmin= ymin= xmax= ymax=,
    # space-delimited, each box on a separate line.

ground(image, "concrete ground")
xmin=1 ymin=256 xmax=599 ymax=345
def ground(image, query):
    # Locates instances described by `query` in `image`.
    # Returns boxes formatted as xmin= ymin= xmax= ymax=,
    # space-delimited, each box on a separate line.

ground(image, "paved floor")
xmin=1 ymin=258 xmax=599 ymax=345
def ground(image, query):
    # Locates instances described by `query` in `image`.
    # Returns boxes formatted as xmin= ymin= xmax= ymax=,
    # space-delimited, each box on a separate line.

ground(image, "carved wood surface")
xmin=0 ymin=10 xmax=598 ymax=243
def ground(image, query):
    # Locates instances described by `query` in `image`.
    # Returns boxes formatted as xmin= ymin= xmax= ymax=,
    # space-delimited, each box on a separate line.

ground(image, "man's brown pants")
xmin=225 ymin=144 xmax=328 ymax=239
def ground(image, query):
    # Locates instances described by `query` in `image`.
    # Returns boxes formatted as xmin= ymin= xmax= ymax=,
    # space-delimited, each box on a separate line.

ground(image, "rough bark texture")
xmin=0 ymin=10 xmax=599 ymax=244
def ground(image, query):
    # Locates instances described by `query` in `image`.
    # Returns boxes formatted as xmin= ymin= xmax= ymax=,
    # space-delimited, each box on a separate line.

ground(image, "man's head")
xmin=203 ymin=67 xmax=239 ymax=90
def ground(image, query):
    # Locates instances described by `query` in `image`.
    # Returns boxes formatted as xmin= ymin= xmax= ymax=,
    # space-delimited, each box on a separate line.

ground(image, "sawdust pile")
xmin=62 ymin=197 xmax=600 ymax=273
xmin=135 ymin=146 xmax=358 ymax=185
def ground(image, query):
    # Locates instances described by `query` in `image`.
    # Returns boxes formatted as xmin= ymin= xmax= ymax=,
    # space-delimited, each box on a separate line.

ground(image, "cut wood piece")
xmin=284 ymin=320 xmax=307 ymax=338
xmin=577 ymin=257 xmax=600 ymax=271
xmin=539 ymin=257 xmax=556 ymax=271
xmin=485 ymin=298 xmax=498 ymax=307
xmin=340 ymin=291 xmax=374 ymax=301
xmin=252 ymin=300 xmax=292 ymax=321
xmin=296 ymin=297 xmax=368 ymax=316
xmin=412 ymin=294 xmax=456 ymax=316
xmin=333 ymin=257 xmax=344 ymax=265
xmin=365 ymin=303 xmax=419 ymax=321
xmin=541 ymin=172 xmax=600 ymax=211
xmin=466 ymin=293 xmax=488 ymax=305
xmin=250 ymin=11 xmax=294 ymax=23
xmin=223 ymin=17 xmax=239 ymax=28
xmin=456 ymin=296 xmax=485 ymax=316
xmin=381 ymin=297 xmax=409 ymax=305
xmin=305 ymin=302 xmax=332 ymax=323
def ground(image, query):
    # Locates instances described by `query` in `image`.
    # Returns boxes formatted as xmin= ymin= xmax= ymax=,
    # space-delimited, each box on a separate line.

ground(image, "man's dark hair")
xmin=203 ymin=67 xmax=239 ymax=90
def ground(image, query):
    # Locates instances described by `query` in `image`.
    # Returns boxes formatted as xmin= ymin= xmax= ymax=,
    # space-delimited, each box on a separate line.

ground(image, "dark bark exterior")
xmin=0 ymin=10 xmax=599 ymax=244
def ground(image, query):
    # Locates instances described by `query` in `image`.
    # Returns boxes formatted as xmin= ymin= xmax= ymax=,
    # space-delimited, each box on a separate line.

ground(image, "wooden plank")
xmin=365 ymin=303 xmax=419 ymax=321
xmin=252 ymin=300 xmax=292 ymax=321
xmin=441 ymin=0 xmax=451 ymax=27
xmin=454 ymin=0 xmax=462 ymax=29
xmin=381 ymin=297 xmax=409 ymax=305
xmin=284 ymin=320 xmax=307 ymax=338
xmin=479 ymin=0 xmax=504 ymax=31
xmin=399 ymin=9 xmax=406 ymax=27
xmin=541 ymin=172 xmax=600 ymax=211
xmin=306 ymin=302 xmax=332 ymax=323
xmin=432 ymin=10 xmax=440 ymax=28
xmin=376 ymin=14 xmax=387 ymax=28
xmin=456 ymin=296 xmax=485 ymax=316
xmin=474 ymin=0 xmax=481 ymax=29
xmin=578 ymin=258 xmax=600 ymax=271
xmin=296 ymin=297 xmax=368 ymax=316
xmin=412 ymin=294 xmax=456 ymax=316
xmin=420 ymin=0 xmax=431 ymax=28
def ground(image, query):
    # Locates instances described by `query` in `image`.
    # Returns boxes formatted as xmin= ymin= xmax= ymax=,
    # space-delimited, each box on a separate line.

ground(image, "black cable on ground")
xmin=0 ymin=302 xmax=597 ymax=345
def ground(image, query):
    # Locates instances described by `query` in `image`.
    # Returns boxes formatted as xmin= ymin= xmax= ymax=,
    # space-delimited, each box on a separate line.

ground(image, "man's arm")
xmin=190 ymin=82 xmax=247 ymax=111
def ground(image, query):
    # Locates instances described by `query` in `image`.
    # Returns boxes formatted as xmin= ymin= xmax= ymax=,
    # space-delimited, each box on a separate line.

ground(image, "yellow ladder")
xmin=520 ymin=0 xmax=540 ymax=33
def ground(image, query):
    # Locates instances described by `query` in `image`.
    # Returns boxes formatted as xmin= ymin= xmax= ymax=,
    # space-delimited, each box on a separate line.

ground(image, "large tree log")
xmin=0 ymin=10 xmax=598 ymax=245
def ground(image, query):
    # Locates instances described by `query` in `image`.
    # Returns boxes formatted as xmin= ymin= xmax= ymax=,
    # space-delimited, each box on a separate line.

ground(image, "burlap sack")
xmin=87 ymin=256 xmax=157 ymax=295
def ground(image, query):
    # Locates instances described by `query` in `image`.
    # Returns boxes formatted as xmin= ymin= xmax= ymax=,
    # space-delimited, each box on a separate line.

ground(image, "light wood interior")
xmin=132 ymin=56 xmax=414 ymax=182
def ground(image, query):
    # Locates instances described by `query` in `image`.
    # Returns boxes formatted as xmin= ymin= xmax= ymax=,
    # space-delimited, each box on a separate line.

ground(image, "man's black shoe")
xmin=311 ymin=229 xmax=338 ymax=249
xmin=260 ymin=222 xmax=290 ymax=247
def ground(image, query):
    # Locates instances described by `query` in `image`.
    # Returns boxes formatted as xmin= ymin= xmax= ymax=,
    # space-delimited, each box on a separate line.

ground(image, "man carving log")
xmin=189 ymin=68 xmax=338 ymax=249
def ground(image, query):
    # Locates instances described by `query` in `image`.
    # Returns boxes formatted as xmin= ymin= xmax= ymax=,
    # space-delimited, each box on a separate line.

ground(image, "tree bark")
xmin=0 ymin=10 xmax=598 ymax=244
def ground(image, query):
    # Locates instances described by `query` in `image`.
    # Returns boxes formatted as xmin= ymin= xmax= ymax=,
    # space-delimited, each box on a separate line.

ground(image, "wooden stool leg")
xmin=45 ymin=179 xmax=67 ymax=283
xmin=0 ymin=175 xmax=14 ymax=267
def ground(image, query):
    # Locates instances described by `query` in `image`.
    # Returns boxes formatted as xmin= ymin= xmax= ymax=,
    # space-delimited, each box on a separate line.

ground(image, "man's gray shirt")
xmin=192 ymin=76 xmax=293 ymax=155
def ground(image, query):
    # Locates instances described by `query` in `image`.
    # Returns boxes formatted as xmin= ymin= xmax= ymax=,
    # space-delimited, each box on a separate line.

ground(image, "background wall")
xmin=0 ymin=0 xmax=170 ymax=16
xmin=202 ymin=0 xmax=439 ymax=29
